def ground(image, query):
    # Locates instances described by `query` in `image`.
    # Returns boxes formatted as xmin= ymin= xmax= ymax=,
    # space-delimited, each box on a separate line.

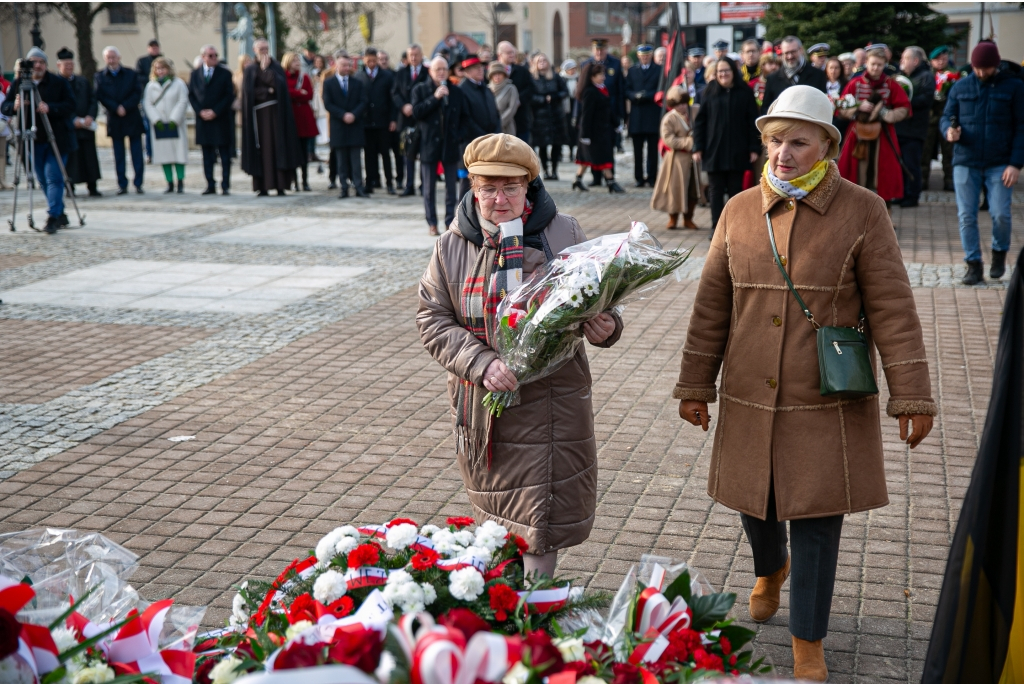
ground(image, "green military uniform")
xmin=921 ymin=47 xmax=959 ymax=191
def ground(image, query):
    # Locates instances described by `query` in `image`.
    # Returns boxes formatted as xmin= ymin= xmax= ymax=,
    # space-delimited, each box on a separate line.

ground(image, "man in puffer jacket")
xmin=941 ymin=40 xmax=1024 ymax=285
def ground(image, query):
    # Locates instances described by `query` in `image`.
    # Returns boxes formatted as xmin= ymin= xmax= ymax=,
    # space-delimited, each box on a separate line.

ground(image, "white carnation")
xmin=448 ymin=567 xmax=485 ymax=601
xmin=230 ymin=590 xmax=249 ymax=627
xmin=386 ymin=523 xmax=419 ymax=551
xmin=420 ymin=582 xmax=437 ymax=605
xmin=554 ymin=636 xmax=586 ymax=663
xmin=383 ymin=572 xmax=426 ymax=614
xmin=209 ymin=655 xmax=243 ymax=684
xmin=285 ymin=620 xmax=314 ymax=641
xmin=463 ymin=545 xmax=493 ymax=563
xmin=453 ymin=530 xmax=475 ymax=547
xmin=50 ymin=626 xmax=79 ymax=653
xmin=337 ymin=525 xmax=359 ymax=538
xmin=478 ymin=520 xmax=508 ymax=538
xmin=71 ymin=664 xmax=116 ymax=684
xmin=316 ymin=529 xmax=344 ymax=564
xmin=313 ymin=569 xmax=347 ymax=604
xmin=419 ymin=524 xmax=441 ymax=536
xmin=431 ymin=529 xmax=463 ymax=556
xmin=335 ymin=535 xmax=360 ymax=556
xmin=387 ymin=569 xmax=414 ymax=586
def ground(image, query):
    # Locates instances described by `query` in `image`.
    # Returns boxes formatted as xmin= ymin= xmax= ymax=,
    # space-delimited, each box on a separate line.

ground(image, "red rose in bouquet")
xmin=523 ymin=629 xmax=564 ymax=678
xmin=411 ymin=548 xmax=440 ymax=571
xmin=328 ymin=627 xmax=383 ymax=673
xmin=611 ymin=661 xmax=641 ymax=683
xmin=439 ymin=608 xmax=491 ymax=641
xmin=664 ymin=627 xmax=703 ymax=663
xmin=276 ymin=640 xmax=327 ymax=670
xmin=488 ymin=583 xmax=519 ymax=621
xmin=347 ymin=543 xmax=381 ymax=568
xmin=446 ymin=516 xmax=475 ymax=529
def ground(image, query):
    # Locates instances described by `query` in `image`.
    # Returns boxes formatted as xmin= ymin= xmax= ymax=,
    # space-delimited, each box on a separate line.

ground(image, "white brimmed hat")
xmin=756 ymin=85 xmax=841 ymax=145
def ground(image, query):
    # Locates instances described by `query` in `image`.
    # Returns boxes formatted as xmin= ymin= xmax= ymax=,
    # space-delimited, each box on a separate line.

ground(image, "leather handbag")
xmin=765 ymin=212 xmax=878 ymax=399
xmin=855 ymin=120 xmax=881 ymax=141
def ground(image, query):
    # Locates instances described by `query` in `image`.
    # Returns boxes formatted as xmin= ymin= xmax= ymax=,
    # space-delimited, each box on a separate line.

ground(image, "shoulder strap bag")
xmin=765 ymin=212 xmax=878 ymax=399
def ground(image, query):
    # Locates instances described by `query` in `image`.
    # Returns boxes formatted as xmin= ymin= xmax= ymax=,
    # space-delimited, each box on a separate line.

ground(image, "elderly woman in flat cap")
xmin=675 ymin=86 xmax=935 ymax=681
xmin=417 ymin=133 xmax=623 ymax=580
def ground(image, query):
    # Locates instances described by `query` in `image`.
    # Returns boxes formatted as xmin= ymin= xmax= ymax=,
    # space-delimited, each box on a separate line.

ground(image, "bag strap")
xmin=765 ymin=211 xmax=819 ymax=330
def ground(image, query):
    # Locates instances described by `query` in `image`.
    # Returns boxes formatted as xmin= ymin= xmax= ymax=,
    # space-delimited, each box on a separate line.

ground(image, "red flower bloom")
xmin=446 ymin=516 xmax=475 ymax=529
xmin=693 ymin=648 xmax=725 ymax=673
xmin=718 ymin=635 xmax=731 ymax=655
xmin=504 ymin=533 xmax=529 ymax=553
xmin=562 ymin=659 xmax=597 ymax=678
xmin=523 ymin=630 xmax=564 ymax=678
xmin=488 ymin=583 xmax=519 ymax=621
xmin=665 ymin=627 xmax=703 ymax=663
xmin=286 ymin=593 xmax=318 ymax=624
xmin=347 ymin=543 xmax=380 ymax=568
xmin=324 ymin=596 xmax=355 ymax=619
xmin=386 ymin=518 xmax=418 ymax=528
xmin=612 ymin=662 xmax=641 ymax=684
xmin=328 ymin=627 xmax=383 ymax=673
xmin=729 ymin=653 xmax=737 ymax=667
xmin=0 ymin=609 xmax=21 ymax=660
xmin=439 ymin=608 xmax=491 ymax=642
xmin=275 ymin=641 xmax=327 ymax=670
xmin=193 ymin=655 xmax=217 ymax=684
xmin=411 ymin=548 xmax=440 ymax=571
xmin=193 ymin=637 xmax=219 ymax=653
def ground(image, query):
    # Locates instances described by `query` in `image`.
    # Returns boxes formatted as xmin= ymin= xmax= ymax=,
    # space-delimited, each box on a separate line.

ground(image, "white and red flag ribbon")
xmin=517 ymin=584 xmax=571 ymax=614
xmin=436 ymin=554 xmax=488 ymax=574
xmin=102 ymin=599 xmax=196 ymax=684
xmin=343 ymin=566 xmax=389 ymax=589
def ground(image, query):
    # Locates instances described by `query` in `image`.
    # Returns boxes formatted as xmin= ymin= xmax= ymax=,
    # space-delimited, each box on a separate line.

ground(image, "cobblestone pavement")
xmin=0 ymin=151 xmax=1021 ymax=682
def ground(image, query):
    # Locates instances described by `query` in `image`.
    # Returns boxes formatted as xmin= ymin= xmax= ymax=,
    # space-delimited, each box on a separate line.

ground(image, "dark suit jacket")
xmin=392 ymin=63 xmax=431 ymax=130
xmin=65 ymin=74 xmax=98 ymax=121
xmin=412 ymin=79 xmax=464 ymax=165
xmin=136 ymin=53 xmax=160 ymax=89
xmin=624 ymin=63 xmax=662 ymax=134
xmin=188 ymin=64 xmax=235 ymax=147
xmin=1 ymin=71 xmax=76 ymax=154
xmin=760 ymin=60 xmax=828 ymax=114
xmin=322 ymin=74 xmax=368 ymax=147
xmin=354 ymin=66 xmax=395 ymax=130
xmin=508 ymin=63 xmax=534 ymax=138
xmin=458 ymin=78 xmax=501 ymax=143
xmin=94 ymin=67 xmax=144 ymax=138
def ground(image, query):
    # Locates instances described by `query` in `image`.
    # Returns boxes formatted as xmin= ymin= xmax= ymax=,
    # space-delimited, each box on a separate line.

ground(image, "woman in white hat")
xmin=674 ymin=85 xmax=935 ymax=681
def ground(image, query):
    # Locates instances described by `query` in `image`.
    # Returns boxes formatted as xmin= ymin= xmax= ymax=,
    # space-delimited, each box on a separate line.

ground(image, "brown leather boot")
xmin=791 ymin=636 xmax=828 ymax=682
xmin=667 ymin=213 xmax=679 ymax=229
xmin=682 ymin=207 xmax=698 ymax=229
xmin=749 ymin=557 xmax=790 ymax=622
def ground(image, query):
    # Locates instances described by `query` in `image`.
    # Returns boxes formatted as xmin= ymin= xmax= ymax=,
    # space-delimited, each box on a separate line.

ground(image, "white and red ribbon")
xmin=628 ymin=563 xmax=692 ymax=664
xmin=517 ymin=584 xmax=571 ymax=614
xmin=0 ymin=575 xmax=60 ymax=678
xmin=394 ymin=612 xmax=522 ymax=684
xmin=343 ymin=566 xmax=389 ymax=589
xmin=436 ymin=555 xmax=488 ymax=574
xmin=105 ymin=599 xmax=195 ymax=684
xmin=357 ymin=524 xmax=388 ymax=541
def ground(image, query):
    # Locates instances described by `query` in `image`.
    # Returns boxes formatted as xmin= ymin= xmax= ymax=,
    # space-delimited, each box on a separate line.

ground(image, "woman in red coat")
xmin=282 ymin=52 xmax=319 ymax=191
xmin=836 ymin=46 xmax=910 ymax=205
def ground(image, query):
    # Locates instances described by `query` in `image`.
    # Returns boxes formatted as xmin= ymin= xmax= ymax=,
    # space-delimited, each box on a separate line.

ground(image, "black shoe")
xmin=135 ymin=186 xmax=144 ymax=194
xmin=387 ymin=184 xmax=396 ymax=195
xmin=355 ymin=187 xmax=369 ymax=198
xmin=88 ymin=189 xmax=103 ymax=197
xmin=991 ymin=250 xmax=1008 ymax=279
xmin=277 ymin=189 xmax=287 ymax=196
xmin=364 ymin=186 xmax=374 ymax=194
xmin=648 ymin=179 xmax=657 ymax=188
xmin=338 ymin=188 xmax=350 ymax=199
xmin=634 ymin=180 xmax=646 ymax=188
xmin=543 ymin=172 xmax=555 ymax=181
xmin=572 ymin=178 xmax=589 ymax=192
xmin=608 ymin=180 xmax=626 ymax=194
xmin=202 ymin=187 xmax=217 ymax=195
xmin=164 ymin=182 xmax=175 ymax=194
xmin=177 ymin=179 xmax=184 ymax=194
xmin=117 ymin=187 xmax=129 ymax=195
xmin=257 ymin=190 xmax=269 ymax=197
xmin=302 ymin=182 xmax=312 ymax=191
xmin=328 ymin=181 xmax=338 ymax=190
xmin=221 ymin=188 xmax=230 ymax=196
xmin=551 ymin=171 xmax=559 ymax=181
xmin=588 ymin=178 xmax=603 ymax=187
xmin=899 ymin=197 xmax=919 ymax=208
xmin=58 ymin=213 xmax=69 ymax=227
xmin=44 ymin=216 xmax=58 ymax=234
xmin=962 ymin=260 xmax=985 ymax=286
xmin=400 ymin=187 xmax=415 ymax=197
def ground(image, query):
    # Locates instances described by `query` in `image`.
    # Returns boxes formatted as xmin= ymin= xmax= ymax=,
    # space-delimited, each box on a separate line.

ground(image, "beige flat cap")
xmin=463 ymin=133 xmax=541 ymax=181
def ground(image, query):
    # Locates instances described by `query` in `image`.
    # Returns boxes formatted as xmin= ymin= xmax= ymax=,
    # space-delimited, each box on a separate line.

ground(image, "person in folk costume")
xmin=571 ymin=61 xmax=626 ymax=194
xmin=143 ymin=57 xmax=190 ymax=194
xmin=56 ymin=48 xmax=102 ymax=197
xmin=650 ymin=86 xmax=699 ymax=230
xmin=836 ymin=46 xmax=910 ymax=205
xmin=241 ymin=38 xmax=304 ymax=196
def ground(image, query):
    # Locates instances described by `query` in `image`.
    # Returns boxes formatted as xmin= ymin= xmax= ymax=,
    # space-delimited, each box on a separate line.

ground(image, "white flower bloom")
xmin=448 ymin=567 xmax=485 ymax=601
xmin=554 ymin=636 xmax=586 ymax=663
xmin=50 ymin=626 xmax=79 ymax=653
xmin=463 ymin=545 xmax=493 ymax=563
xmin=419 ymin=524 xmax=441 ymax=536
xmin=478 ymin=520 xmax=508 ymax=537
xmin=583 ymin=282 xmax=598 ymax=297
xmin=285 ymin=620 xmax=314 ymax=641
xmin=313 ymin=569 xmax=347 ymax=604
xmin=316 ymin=529 xmax=345 ymax=564
xmin=453 ymin=530 xmax=475 ymax=547
xmin=578 ymin=677 xmax=607 ymax=684
xmin=209 ymin=655 xmax=244 ymax=684
xmin=335 ymin=535 xmax=359 ymax=556
xmin=375 ymin=650 xmax=397 ymax=682
xmin=431 ymin=529 xmax=462 ymax=556
xmin=71 ymin=664 xmax=116 ymax=684
xmin=474 ymin=521 xmax=508 ymax=552
xmin=502 ymin=662 xmax=530 ymax=684
xmin=383 ymin=574 xmax=426 ymax=614
xmin=386 ymin=523 xmax=419 ymax=551
xmin=337 ymin=525 xmax=359 ymax=538
xmin=420 ymin=582 xmax=437 ymax=605
xmin=387 ymin=569 xmax=414 ymax=586
xmin=567 ymin=290 xmax=584 ymax=308
xmin=230 ymin=591 xmax=249 ymax=627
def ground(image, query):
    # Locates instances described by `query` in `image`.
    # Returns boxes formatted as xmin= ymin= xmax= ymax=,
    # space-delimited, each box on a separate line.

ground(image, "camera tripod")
xmin=7 ymin=75 xmax=85 ymax=233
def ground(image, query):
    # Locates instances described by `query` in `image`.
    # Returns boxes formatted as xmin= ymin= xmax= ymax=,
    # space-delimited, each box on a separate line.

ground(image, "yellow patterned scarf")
xmin=763 ymin=160 xmax=829 ymax=200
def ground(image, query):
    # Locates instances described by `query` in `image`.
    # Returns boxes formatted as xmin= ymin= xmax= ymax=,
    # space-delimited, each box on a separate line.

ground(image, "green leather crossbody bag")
xmin=765 ymin=212 xmax=879 ymax=399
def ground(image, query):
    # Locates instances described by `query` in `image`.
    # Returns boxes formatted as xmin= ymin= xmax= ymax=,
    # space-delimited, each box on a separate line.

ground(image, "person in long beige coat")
xmin=650 ymin=86 xmax=699 ymax=229
xmin=417 ymin=134 xmax=622 ymax=580
xmin=675 ymin=86 xmax=935 ymax=682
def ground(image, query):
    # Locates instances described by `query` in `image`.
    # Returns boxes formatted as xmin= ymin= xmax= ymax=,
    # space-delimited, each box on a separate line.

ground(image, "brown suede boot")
xmin=749 ymin=557 xmax=790 ymax=622
xmin=791 ymin=636 xmax=828 ymax=682
xmin=682 ymin=207 xmax=698 ymax=229
xmin=667 ymin=213 xmax=679 ymax=229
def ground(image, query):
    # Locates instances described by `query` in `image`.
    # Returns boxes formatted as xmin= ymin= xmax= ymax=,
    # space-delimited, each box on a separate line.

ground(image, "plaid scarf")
xmin=455 ymin=204 xmax=528 ymax=468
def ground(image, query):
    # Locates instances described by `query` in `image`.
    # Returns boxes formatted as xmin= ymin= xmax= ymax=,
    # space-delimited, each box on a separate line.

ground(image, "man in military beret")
xmin=922 ymin=45 xmax=959 ymax=191
xmin=687 ymin=47 xmax=706 ymax=89
xmin=808 ymin=43 xmax=830 ymax=70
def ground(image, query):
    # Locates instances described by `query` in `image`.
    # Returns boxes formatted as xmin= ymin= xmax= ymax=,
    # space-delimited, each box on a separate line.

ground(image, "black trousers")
xmin=390 ymin=130 xmax=404 ymax=186
xmin=899 ymin=136 xmax=923 ymax=202
xmin=631 ymin=133 xmax=659 ymax=183
xmin=334 ymin=145 xmax=363 ymax=191
xmin=422 ymin=160 xmax=458 ymax=228
xmin=363 ymin=127 xmax=393 ymax=188
xmin=707 ymin=169 xmax=746 ymax=232
xmin=741 ymin=487 xmax=844 ymax=642
xmin=202 ymin=144 xmax=232 ymax=191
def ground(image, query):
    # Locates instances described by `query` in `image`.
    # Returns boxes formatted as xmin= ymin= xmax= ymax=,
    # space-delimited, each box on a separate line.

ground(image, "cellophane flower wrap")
xmin=483 ymin=222 xmax=691 ymax=415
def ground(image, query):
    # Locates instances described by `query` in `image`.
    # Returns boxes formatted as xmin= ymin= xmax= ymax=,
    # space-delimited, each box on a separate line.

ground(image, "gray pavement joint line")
xmin=928 ymin=290 xmax=954 ymax=543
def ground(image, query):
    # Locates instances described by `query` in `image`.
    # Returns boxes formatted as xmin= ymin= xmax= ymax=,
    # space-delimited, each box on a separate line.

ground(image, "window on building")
xmin=586 ymin=2 xmax=630 ymax=36
xmin=946 ymin=22 xmax=970 ymax=70
xmin=497 ymin=24 xmax=517 ymax=46
xmin=108 ymin=3 xmax=137 ymax=25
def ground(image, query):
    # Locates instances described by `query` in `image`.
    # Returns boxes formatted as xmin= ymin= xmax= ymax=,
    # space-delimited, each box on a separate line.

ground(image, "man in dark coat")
xmin=392 ymin=43 xmax=430 ymax=195
xmin=760 ymin=36 xmax=827 ymax=114
xmin=378 ymin=50 xmax=404 ymax=189
xmin=241 ymin=39 xmax=303 ymax=196
xmin=896 ymin=46 xmax=935 ymax=208
xmin=322 ymin=52 xmax=369 ymax=198
xmin=1 ymin=48 xmax=76 ymax=233
xmin=355 ymin=47 xmax=397 ymax=194
xmin=457 ymin=54 xmax=502 ymax=196
xmin=189 ymin=44 xmax=235 ymax=195
xmin=135 ymin=40 xmax=161 ymax=161
xmin=624 ymin=44 xmax=662 ymax=187
xmin=413 ymin=55 xmax=464 ymax=235
xmin=496 ymin=41 xmax=534 ymax=143
xmin=581 ymin=38 xmax=624 ymax=185
xmin=56 ymin=47 xmax=101 ymax=197
xmin=94 ymin=46 xmax=144 ymax=194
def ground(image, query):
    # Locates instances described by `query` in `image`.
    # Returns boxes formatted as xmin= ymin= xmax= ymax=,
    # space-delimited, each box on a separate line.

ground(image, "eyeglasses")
xmin=477 ymin=184 xmax=524 ymax=200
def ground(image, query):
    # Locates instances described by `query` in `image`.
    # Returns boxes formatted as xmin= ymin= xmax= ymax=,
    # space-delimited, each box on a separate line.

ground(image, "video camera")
xmin=17 ymin=58 xmax=36 ymax=80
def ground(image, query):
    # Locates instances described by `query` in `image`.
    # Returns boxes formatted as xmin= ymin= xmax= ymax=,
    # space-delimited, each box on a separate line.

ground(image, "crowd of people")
xmin=0 ymin=32 xmax=1021 ymax=279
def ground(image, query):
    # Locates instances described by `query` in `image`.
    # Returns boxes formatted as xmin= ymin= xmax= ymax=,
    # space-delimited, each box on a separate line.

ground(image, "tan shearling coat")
xmin=651 ymin=110 xmax=695 ymax=215
xmin=417 ymin=210 xmax=622 ymax=553
xmin=675 ymin=162 xmax=936 ymax=521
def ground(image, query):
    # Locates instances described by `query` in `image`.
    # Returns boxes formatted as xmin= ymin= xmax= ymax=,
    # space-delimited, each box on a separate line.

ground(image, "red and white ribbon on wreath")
xmin=2 ymin=576 xmax=61 ymax=677
xmin=104 ymin=599 xmax=196 ymax=684
xmin=343 ymin=566 xmax=389 ymax=589
xmin=394 ymin=613 xmax=522 ymax=684
xmin=517 ymin=584 xmax=571 ymax=613
xmin=358 ymin=524 xmax=436 ymax=553
xmin=627 ymin=563 xmax=692 ymax=664
xmin=436 ymin=554 xmax=488 ymax=574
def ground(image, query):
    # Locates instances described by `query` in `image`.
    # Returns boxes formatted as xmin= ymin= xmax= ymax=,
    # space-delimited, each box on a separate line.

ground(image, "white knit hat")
xmin=756 ymin=85 xmax=841 ymax=146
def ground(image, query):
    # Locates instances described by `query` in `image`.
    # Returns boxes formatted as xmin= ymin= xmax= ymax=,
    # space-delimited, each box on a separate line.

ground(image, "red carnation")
xmin=328 ymin=627 xmax=383 ymax=673
xmin=275 ymin=641 xmax=327 ymax=670
xmin=693 ymin=648 xmax=725 ymax=673
xmin=665 ymin=627 xmax=703 ymax=663
xmin=0 ymin=608 xmax=21 ymax=660
xmin=523 ymin=630 xmax=564 ymax=678
xmin=286 ymin=593 xmax=318 ymax=624
xmin=439 ymin=608 xmax=491 ymax=642
xmin=729 ymin=653 xmax=737 ymax=666
xmin=193 ymin=655 xmax=217 ymax=683
xmin=411 ymin=548 xmax=440 ymax=571
xmin=488 ymin=583 xmax=519 ymax=621
xmin=718 ymin=635 xmax=731 ymax=655
xmin=347 ymin=543 xmax=380 ymax=568
xmin=386 ymin=518 xmax=418 ymax=528
xmin=612 ymin=661 xmax=641 ymax=683
xmin=446 ymin=516 xmax=475 ymax=529
xmin=506 ymin=533 xmax=529 ymax=553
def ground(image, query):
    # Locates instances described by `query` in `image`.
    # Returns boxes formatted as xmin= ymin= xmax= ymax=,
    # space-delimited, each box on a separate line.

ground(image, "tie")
xmin=413 ymin=67 xmax=418 ymax=80
xmin=205 ymin=68 xmax=211 ymax=82
xmin=342 ymin=77 xmax=348 ymax=94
